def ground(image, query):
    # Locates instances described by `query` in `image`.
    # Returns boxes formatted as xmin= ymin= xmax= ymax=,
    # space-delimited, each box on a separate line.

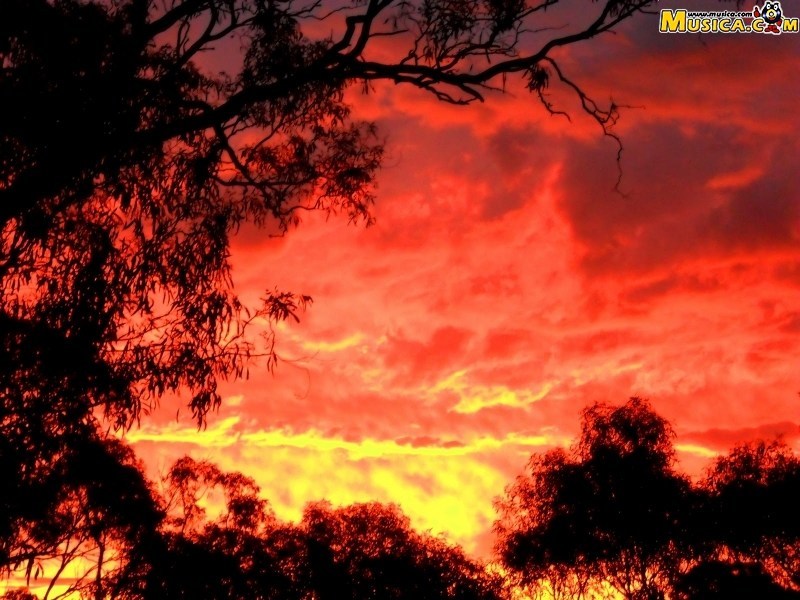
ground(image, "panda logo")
xmin=753 ymin=1 xmax=783 ymax=34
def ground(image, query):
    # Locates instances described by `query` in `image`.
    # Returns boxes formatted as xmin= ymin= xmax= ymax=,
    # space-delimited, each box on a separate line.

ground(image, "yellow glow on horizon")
xmin=675 ymin=443 xmax=719 ymax=458
xmin=122 ymin=411 xmax=569 ymax=556
xmin=125 ymin=415 xmax=566 ymax=458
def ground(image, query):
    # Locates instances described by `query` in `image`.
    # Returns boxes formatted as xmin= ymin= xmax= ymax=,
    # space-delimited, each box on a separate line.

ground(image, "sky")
xmin=127 ymin=1 xmax=800 ymax=559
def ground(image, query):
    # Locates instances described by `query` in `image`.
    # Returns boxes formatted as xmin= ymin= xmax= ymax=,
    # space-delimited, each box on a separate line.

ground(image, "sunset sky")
xmin=127 ymin=1 xmax=800 ymax=558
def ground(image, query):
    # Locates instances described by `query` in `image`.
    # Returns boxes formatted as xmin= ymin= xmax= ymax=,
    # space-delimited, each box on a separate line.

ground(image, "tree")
xmin=675 ymin=561 xmax=800 ymax=600
xmin=495 ymin=398 xmax=695 ymax=600
xmin=700 ymin=440 xmax=800 ymax=591
xmin=300 ymin=501 xmax=503 ymax=600
xmin=0 ymin=435 xmax=161 ymax=600
xmin=109 ymin=456 xmax=307 ymax=600
xmin=111 ymin=459 xmax=503 ymax=600
xmin=1 ymin=591 xmax=39 ymax=600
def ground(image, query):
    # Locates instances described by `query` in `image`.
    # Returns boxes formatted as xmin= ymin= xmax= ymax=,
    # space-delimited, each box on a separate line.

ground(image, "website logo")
xmin=659 ymin=2 xmax=799 ymax=34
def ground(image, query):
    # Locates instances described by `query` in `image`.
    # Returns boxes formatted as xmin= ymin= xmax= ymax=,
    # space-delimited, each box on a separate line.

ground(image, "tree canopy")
xmin=699 ymin=440 xmax=800 ymax=590
xmin=495 ymin=398 xmax=800 ymax=600
xmin=495 ymin=398 xmax=693 ymax=600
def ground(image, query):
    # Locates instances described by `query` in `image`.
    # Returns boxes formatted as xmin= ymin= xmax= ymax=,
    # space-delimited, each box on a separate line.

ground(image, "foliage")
xmin=701 ymin=440 xmax=800 ymax=589
xmin=495 ymin=398 xmax=693 ymax=599
xmin=300 ymin=501 xmax=503 ymax=600
xmin=110 ymin=460 xmax=503 ymax=600
xmin=2 ymin=401 xmax=799 ymax=599
xmin=496 ymin=398 xmax=800 ymax=599
xmin=0 ymin=435 xmax=161 ymax=599
xmin=675 ymin=561 xmax=800 ymax=600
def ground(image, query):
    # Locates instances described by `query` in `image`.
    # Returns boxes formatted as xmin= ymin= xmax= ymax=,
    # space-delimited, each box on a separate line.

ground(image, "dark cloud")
xmin=683 ymin=421 xmax=800 ymax=451
xmin=701 ymin=148 xmax=800 ymax=251
xmin=557 ymin=124 xmax=798 ymax=276
xmin=621 ymin=273 xmax=728 ymax=305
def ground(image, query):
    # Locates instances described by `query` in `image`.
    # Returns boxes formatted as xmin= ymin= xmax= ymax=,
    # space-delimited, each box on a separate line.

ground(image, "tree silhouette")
xmin=101 ymin=456 xmax=300 ymax=599
xmin=0 ymin=435 xmax=161 ymax=599
xmin=496 ymin=400 xmax=800 ymax=599
xmin=675 ymin=561 xmax=800 ymax=600
xmin=1 ymin=591 xmax=39 ymax=600
xmin=6 ymin=401 xmax=800 ymax=598
xmin=111 ymin=456 xmax=297 ymax=599
xmin=161 ymin=456 xmax=273 ymax=534
xmin=300 ymin=501 xmax=503 ymax=600
xmin=495 ymin=398 xmax=695 ymax=600
xmin=110 ymin=458 xmax=502 ymax=600
xmin=699 ymin=440 xmax=800 ymax=590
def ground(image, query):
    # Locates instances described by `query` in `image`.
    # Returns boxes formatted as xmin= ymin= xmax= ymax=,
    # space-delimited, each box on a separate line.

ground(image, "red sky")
xmin=127 ymin=1 xmax=800 ymax=558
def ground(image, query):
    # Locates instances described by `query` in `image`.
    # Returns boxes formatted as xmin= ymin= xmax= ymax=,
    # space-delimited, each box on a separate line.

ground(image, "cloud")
xmin=429 ymin=369 xmax=555 ymax=414
xmin=682 ymin=421 xmax=800 ymax=453
xmin=127 ymin=415 xmax=565 ymax=460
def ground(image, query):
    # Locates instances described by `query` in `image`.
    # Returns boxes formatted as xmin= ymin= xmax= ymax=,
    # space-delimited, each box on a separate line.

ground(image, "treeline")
xmin=1 ymin=443 xmax=501 ymax=600
xmin=2 ymin=398 xmax=798 ymax=599
xmin=495 ymin=398 xmax=800 ymax=600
